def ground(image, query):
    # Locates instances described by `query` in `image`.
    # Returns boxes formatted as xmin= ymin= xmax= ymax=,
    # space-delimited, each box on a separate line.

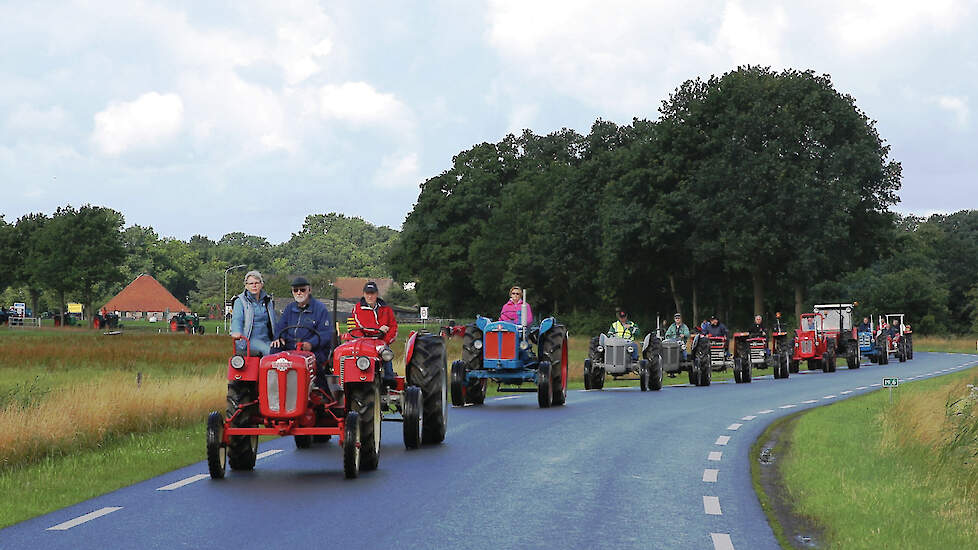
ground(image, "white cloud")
xmin=316 ymin=82 xmax=416 ymax=138
xmin=833 ymin=0 xmax=963 ymax=53
xmin=373 ymin=152 xmax=420 ymax=189
xmin=6 ymin=104 xmax=68 ymax=133
xmin=934 ymin=95 xmax=969 ymax=127
xmin=91 ymin=92 xmax=184 ymax=156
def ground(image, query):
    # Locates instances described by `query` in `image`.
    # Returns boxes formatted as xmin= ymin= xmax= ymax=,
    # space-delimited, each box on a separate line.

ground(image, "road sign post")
xmin=420 ymin=306 xmax=429 ymax=327
xmin=883 ymin=377 xmax=899 ymax=402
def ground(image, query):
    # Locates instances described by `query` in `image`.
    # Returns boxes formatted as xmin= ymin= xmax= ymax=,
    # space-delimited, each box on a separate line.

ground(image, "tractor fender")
xmin=404 ymin=331 xmax=419 ymax=367
xmin=641 ymin=333 xmax=651 ymax=352
xmin=539 ymin=317 xmax=555 ymax=335
xmin=599 ymin=333 xmax=607 ymax=347
xmin=475 ymin=316 xmax=490 ymax=331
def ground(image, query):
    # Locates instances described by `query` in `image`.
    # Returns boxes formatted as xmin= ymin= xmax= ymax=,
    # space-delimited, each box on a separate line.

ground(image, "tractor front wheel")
xmin=450 ymin=360 xmax=466 ymax=407
xmin=402 ymin=386 xmax=422 ymax=450
xmin=294 ymin=435 xmax=312 ymax=449
xmin=733 ymin=357 xmax=744 ymax=383
xmin=406 ymin=333 xmax=448 ymax=444
xmin=206 ymin=411 xmax=226 ymax=479
xmin=847 ymin=347 xmax=859 ymax=369
xmin=343 ymin=411 xmax=360 ymax=479
xmin=583 ymin=359 xmax=592 ymax=390
xmin=537 ymin=361 xmax=552 ymax=408
xmin=898 ymin=342 xmax=907 ymax=363
xmin=350 ymin=383 xmax=381 ymax=471
xmin=541 ymin=327 xmax=568 ymax=406
xmin=592 ymin=365 xmax=606 ymax=390
xmin=789 ymin=359 xmax=800 ymax=374
xmin=639 ymin=359 xmax=650 ymax=391
xmin=226 ymin=381 xmax=258 ymax=470
xmin=650 ymin=354 xmax=663 ymax=391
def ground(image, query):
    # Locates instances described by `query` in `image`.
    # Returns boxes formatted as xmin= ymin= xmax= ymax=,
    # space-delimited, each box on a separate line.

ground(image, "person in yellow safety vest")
xmin=608 ymin=308 xmax=641 ymax=360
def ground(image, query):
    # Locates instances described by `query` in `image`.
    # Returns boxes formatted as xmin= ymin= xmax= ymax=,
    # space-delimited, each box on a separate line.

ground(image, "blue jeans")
xmin=382 ymin=360 xmax=395 ymax=381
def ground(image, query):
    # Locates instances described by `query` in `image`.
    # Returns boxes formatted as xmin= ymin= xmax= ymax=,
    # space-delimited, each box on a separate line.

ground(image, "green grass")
xmin=769 ymin=365 xmax=978 ymax=549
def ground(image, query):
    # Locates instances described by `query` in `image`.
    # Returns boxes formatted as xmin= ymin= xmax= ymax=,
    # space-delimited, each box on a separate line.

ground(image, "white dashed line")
xmin=757 ymin=409 xmax=774 ymax=414
xmin=711 ymin=533 xmax=735 ymax=550
xmin=870 ymin=383 xmax=881 ymax=387
xmin=157 ymin=474 xmax=208 ymax=491
xmin=779 ymin=404 xmax=796 ymax=409
xmin=801 ymin=400 xmax=817 ymax=404
xmin=47 ymin=507 xmax=122 ymax=531
xmin=715 ymin=436 xmax=731 ymax=446
xmin=256 ymin=449 xmax=283 ymax=460
xmin=494 ymin=396 xmax=521 ymax=400
xmin=703 ymin=469 xmax=719 ymax=482
xmin=840 ymin=390 xmax=853 ymax=395
xmin=856 ymin=386 xmax=868 ymax=390
xmin=703 ymin=496 xmax=722 ymax=515
xmin=708 ymin=451 xmax=723 ymax=461
xmin=741 ymin=415 xmax=757 ymax=421
xmin=727 ymin=423 xmax=742 ymax=431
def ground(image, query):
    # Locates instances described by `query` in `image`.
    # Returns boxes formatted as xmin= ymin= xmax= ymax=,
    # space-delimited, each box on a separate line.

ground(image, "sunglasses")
xmin=292 ymin=287 xmax=310 ymax=294
xmin=510 ymin=292 xmax=521 ymax=296
xmin=245 ymin=281 xmax=262 ymax=285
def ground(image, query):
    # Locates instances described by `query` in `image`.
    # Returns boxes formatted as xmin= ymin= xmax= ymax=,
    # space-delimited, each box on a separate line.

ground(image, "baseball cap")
xmin=290 ymin=276 xmax=310 ymax=287
xmin=363 ymin=281 xmax=379 ymax=293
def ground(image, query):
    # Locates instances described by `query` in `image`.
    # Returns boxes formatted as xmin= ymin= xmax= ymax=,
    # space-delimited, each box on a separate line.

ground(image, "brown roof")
xmin=332 ymin=277 xmax=394 ymax=300
xmin=102 ymin=274 xmax=190 ymax=313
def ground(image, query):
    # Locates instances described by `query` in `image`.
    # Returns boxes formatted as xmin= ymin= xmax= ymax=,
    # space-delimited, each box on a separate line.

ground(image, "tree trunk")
xmin=752 ymin=267 xmax=764 ymax=317
xmin=668 ymin=274 xmax=683 ymax=318
xmin=29 ymin=288 xmax=41 ymax=322
xmin=794 ymin=283 xmax=803 ymax=321
xmin=58 ymin=290 xmax=65 ymax=328
xmin=691 ymin=283 xmax=699 ymax=325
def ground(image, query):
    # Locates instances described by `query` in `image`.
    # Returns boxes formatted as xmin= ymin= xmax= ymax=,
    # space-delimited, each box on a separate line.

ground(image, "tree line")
xmin=0 ymin=211 xmax=400 ymax=322
xmin=389 ymin=66 xmax=975 ymax=335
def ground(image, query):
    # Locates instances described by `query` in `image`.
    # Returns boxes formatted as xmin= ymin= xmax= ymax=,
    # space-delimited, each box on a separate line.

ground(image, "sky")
xmin=1 ymin=0 xmax=975 ymax=243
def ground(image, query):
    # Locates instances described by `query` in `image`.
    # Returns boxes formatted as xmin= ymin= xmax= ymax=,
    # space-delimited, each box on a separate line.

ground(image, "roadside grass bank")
xmin=755 ymin=362 xmax=978 ymax=549
xmin=914 ymin=334 xmax=978 ymax=354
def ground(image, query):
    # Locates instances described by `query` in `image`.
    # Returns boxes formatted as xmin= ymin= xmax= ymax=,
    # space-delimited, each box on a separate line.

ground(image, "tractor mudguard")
xmin=599 ymin=333 xmax=607 ymax=347
xmin=538 ymin=317 xmax=555 ymax=335
xmin=476 ymin=316 xmax=490 ymax=331
xmin=228 ymin=355 xmax=261 ymax=382
xmin=404 ymin=331 xmax=419 ymax=367
xmin=641 ymin=333 xmax=651 ymax=353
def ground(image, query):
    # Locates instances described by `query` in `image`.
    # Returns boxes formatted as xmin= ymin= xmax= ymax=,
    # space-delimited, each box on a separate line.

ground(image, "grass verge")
xmin=758 ymin=363 xmax=978 ymax=549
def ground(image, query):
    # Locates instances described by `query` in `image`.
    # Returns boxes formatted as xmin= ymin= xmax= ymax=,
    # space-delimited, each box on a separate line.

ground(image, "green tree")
xmin=11 ymin=212 xmax=49 ymax=316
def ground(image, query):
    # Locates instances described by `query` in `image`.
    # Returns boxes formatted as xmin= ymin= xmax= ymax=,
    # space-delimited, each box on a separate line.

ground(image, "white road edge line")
xmin=703 ymin=496 xmax=722 ymax=515
xmin=256 ymin=449 xmax=283 ymax=460
xmin=703 ymin=469 xmax=719 ymax=482
xmin=157 ymin=474 xmax=209 ymax=491
xmin=801 ymin=400 xmax=817 ymax=404
xmin=856 ymin=386 xmax=868 ymax=390
xmin=779 ymin=404 xmax=796 ymax=409
xmin=711 ymin=533 xmax=735 ymax=550
xmin=757 ymin=409 xmax=774 ymax=414
xmin=840 ymin=390 xmax=853 ymax=394
xmin=727 ymin=423 xmax=742 ymax=431
xmin=741 ymin=415 xmax=757 ymax=421
xmin=47 ymin=507 xmax=122 ymax=531
xmin=708 ymin=451 xmax=722 ymax=461
xmin=715 ymin=435 xmax=731 ymax=446
xmin=494 ymin=396 xmax=521 ymax=400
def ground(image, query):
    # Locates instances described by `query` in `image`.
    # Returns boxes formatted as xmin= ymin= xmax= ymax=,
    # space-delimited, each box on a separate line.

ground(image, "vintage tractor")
xmin=584 ymin=333 xmax=661 ymax=391
xmin=646 ymin=327 xmax=712 ymax=387
xmin=881 ymin=314 xmax=911 ymax=363
xmin=857 ymin=317 xmax=887 ymax=365
xmin=451 ymin=315 xmax=568 ymax=408
xmin=171 ymin=312 xmax=205 ymax=334
xmin=708 ymin=336 xmax=735 ymax=374
xmin=790 ymin=313 xmax=837 ymax=373
xmin=731 ymin=329 xmax=790 ymax=382
xmin=206 ymin=324 xmax=447 ymax=480
xmin=813 ymin=303 xmax=859 ymax=369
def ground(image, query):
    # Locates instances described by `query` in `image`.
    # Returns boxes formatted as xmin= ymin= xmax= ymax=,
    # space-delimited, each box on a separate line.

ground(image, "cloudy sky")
xmin=1 ymin=1 xmax=975 ymax=243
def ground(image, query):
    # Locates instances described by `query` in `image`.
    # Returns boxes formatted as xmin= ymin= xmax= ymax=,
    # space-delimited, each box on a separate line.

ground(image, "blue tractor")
xmin=450 ymin=315 xmax=569 ymax=408
xmin=856 ymin=319 xmax=889 ymax=365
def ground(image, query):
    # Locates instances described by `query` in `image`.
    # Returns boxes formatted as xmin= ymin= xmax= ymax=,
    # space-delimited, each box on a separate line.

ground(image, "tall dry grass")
xmin=0 ymin=372 xmax=225 ymax=470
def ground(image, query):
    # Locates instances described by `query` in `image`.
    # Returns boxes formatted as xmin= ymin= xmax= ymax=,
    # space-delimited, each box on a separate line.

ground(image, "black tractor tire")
xmin=226 ymin=381 xmax=258 ymax=470
xmin=450 ymin=360 xmax=466 ymax=407
xmin=206 ymin=411 xmax=226 ymax=479
xmin=700 ymin=359 xmax=712 ymax=386
xmin=811 ymin=358 xmax=824 ymax=372
xmin=789 ymin=359 xmax=800 ymax=374
xmin=466 ymin=378 xmax=487 ymax=405
xmin=583 ymin=359 xmax=592 ymax=390
xmin=688 ymin=363 xmax=697 ymax=386
xmin=313 ymin=435 xmax=332 ymax=443
xmin=592 ymin=365 xmax=606 ymax=390
xmin=733 ymin=357 xmax=744 ymax=384
xmin=870 ymin=354 xmax=878 ymax=364
xmin=294 ymin=435 xmax=312 ymax=449
xmin=402 ymin=385 xmax=422 ymax=450
xmin=782 ymin=353 xmax=791 ymax=379
xmin=461 ymin=324 xmax=484 ymax=368
xmin=537 ymin=361 xmax=552 ymax=408
xmin=588 ymin=335 xmax=601 ymax=363
xmin=828 ymin=350 xmax=838 ymax=373
xmin=343 ymin=411 xmax=360 ymax=479
xmin=349 ymin=383 xmax=381 ymax=471
xmin=406 ymin=333 xmax=448 ymax=444
xmin=898 ymin=342 xmax=907 ymax=363
xmin=541 ymin=327 xmax=568 ymax=406
xmin=639 ymin=359 xmax=650 ymax=391
xmin=744 ymin=360 xmax=753 ymax=382
xmin=650 ymin=354 xmax=663 ymax=391
xmin=906 ymin=337 xmax=914 ymax=360
xmin=771 ymin=353 xmax=782 ymax=379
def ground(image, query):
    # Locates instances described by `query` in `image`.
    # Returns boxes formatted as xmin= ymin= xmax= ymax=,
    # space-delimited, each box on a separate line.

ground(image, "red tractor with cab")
xmin=790 ymin=313 xmax=837 ymax=373
xmin=206 ymin=324 xmax=447 ymax=480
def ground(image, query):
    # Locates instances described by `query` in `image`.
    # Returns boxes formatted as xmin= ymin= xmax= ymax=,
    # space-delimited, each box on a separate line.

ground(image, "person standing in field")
xmin=230 ymin=270 xmax=277 ymax=356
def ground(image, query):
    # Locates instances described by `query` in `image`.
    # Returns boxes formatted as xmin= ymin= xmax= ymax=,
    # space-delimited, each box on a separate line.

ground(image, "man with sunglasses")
xmin=272 ymin=277 xmax=333 ymax=371
xmin=608 ymin=308 xmax=641 ymax=360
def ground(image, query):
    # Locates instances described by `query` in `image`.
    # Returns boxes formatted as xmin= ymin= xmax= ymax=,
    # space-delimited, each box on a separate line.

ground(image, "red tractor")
xmin=206 ymin=325 xmax=447 ymax=480
xmin=789 ymin=313 xmax=837 ymax=373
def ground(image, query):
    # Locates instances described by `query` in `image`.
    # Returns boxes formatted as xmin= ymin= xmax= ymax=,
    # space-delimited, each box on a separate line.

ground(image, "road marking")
xmin=757 ymin=409 xmax=774 ymax=414
xmin=156 ymin=474 xmax=208 ymax=491
xmin=708 ymin=451 xmax=722 ymax=461
xmin=801 ymin=399 xmax=817 ymax=404
xmin=779 ymin=404 xmax=796 ymax=409
xmin=741 ymin=415 xmax=757 ymax=421
xmin=703 ymin=496 xmax=722 ymax=515
xmin=703 ymin=469 xmax=719 ymax=482
xmin=727 ymin=423 xmax=742 ymax=431
xmin=870 ymin=383 xmax=881 ymax=387
xmin=715 ymin=436 xmax=730 ymax=446
xmin=856 ymin=386 xmax=868 ymax=390
xmin=824 ymin=395 xmax=836 ymax=399
xmin=711 ymin=533 xmax=735 ymax=550
xmin=47 ymin=507 xmax=122 ymax=530
xmin=840 ymin=390 xmax=853 ymax=395
xmin=494 ymin=396 xmax=521 ymax=400
xmin=256 ymin=449 xmax=283 ymax=460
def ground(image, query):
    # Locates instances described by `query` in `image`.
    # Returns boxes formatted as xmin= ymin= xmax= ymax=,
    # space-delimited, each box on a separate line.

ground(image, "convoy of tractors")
xmin=205 ymin=295 xmax=914 ymax=480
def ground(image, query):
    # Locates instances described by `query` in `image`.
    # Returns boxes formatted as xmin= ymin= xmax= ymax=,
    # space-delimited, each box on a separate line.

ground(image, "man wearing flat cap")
xmin=272 ymin=276 xmax=333 ymax=370
xmin=351 ymin=281 xmax=399 ymax=387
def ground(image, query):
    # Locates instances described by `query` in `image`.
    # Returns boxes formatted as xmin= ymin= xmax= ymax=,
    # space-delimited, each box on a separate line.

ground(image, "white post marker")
xmin=883 ymin=377 xmax=899 ymax=403
xmin=419 ymin=306 xmax=429 ymax=327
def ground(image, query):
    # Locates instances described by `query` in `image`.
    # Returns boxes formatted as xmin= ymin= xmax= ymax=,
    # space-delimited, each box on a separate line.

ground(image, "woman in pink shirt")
xmin=499 ymin=286 xmax=533 ymax=325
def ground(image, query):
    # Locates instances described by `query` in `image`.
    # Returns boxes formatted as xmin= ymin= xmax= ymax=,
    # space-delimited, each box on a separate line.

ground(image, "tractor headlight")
xmin=356 ymin=357 xmax=371 ymax=371
xmin=473 ymin=340 xmax=483 ymax=350
xmin=230 ymin=356 xmax=245 ymax=369
xmin=519 ymin=340 xmax=529 ymax=350
xmin=627 ymin=345 xmax=635 ymax=353
xmin=597 ymin=345 xmax=604 ymax=352
xmin=380 ymin=348 xmax=395 ymax=362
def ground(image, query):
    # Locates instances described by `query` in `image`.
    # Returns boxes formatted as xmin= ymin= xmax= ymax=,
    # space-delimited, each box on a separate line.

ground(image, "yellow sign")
xmin=67 ymin=303 xmax=83 ymax=314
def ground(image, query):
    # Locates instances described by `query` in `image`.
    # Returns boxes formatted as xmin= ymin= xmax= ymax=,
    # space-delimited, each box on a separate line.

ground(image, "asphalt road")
xmin=2 ymin=351 xmax=975 ymax=550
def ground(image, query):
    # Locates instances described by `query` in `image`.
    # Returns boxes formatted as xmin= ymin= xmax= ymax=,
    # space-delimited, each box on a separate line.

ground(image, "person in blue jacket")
xmin=272 ymin=276 xmax=333 ymax=369
xmin=230 ymin=270 xmax=277 ymax=356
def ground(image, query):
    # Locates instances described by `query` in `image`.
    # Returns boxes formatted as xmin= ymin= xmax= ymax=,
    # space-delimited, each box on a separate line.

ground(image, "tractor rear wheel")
xmin=789 ymin=359 xmax=800 ymax=374
xmin=688 ymin=363 xmax=697 ymax=385
xmin=588 ymin=335 xmax=601 ymax=364
xmin=744 ymin=359 xmax=752 ymax=382
xmin=402 ymin=386 xmax=422 ymax=449
xmin=343 ymin=411 xmax=360 ymax=479
xmin=537 ymin=361 xmax=552 ymax=408
xmin=639 ymin=359 xmax=650 ymax=391
xmin=583 ymin=359 xmax=592 ymax=390
xmin=226 ymin=381 xmax=258 ymax=470
xmin=450 ymin=360 xmax=466 ymax=407
xmin=847 ymin=347 xmax=859 ymax=369
xmin=461 ymin=325 xmax=484 ymax=368
xmin=406 ymin=333 xmax=448 ymax=444
xmin=541 ymin=327 xmax=568 ymax=406
xmin=772 ymin=354 xmax=782 ymax=379
xmin=650 ymin=354 xmax=663 ymax=391
xmin=351 ymin=383 xmax=381 ymax=471
xmin=898 ymin=342 xmax=907 ymax=363
xmin=466 ymin=378 xmax=487 ymax=405
xmin=700 ymin=360 xmax=712 ymax=386
xmin=906 ymin=337 xmax=914 ymax=360
xmin=733 ymin=357 xmax=744 ymax=383
xmin=206 ymin=411 xmax=226 ymax=479
xmin=294 ymin=435 xmax=312 ymax=449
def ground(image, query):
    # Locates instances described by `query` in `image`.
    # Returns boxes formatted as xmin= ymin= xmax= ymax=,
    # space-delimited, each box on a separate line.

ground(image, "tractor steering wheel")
xmin=278 ymin=324 xmax=321 ymax=352
xmin=353 ymin=326 xmax=386 ymax=338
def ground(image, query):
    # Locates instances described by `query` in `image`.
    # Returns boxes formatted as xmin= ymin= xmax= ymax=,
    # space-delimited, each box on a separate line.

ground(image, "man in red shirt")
xmin=351 ymin=281 xmax=398 ymax=387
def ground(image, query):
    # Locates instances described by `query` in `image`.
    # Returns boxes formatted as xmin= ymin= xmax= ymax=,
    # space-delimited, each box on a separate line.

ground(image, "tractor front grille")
xmin=858 ymin=333 xmax=872 ymax=347
xmin=800 ymin=339 xmax=813 ymax=355
xmin=604 ymin=345 xmax=626 ymax=365
xmin=485 ymin=331 xmax=516 ymax=360
xmin=265 ymin=368 xmax=299 ymax=414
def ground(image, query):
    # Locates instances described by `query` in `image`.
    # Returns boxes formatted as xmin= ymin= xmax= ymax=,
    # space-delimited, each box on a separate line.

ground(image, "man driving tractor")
xmin=608 ymin=308 xmax=640 ymax=359
xmin=351 ymin=281 xmax=399 ymax=388
xmin=665 ymin=313 xmax=691 ymax=359
xmin=272 ymin=276 xmax=334 ymax=384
